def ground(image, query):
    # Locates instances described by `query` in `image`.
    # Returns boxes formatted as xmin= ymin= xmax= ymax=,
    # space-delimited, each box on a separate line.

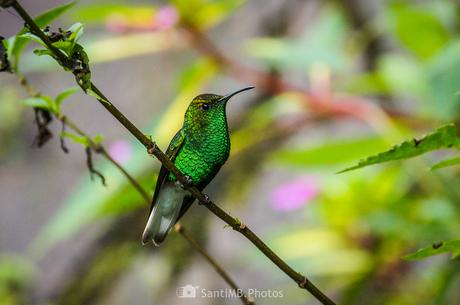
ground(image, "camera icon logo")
xmin=176 ymin=284 xmax=198 ymax=298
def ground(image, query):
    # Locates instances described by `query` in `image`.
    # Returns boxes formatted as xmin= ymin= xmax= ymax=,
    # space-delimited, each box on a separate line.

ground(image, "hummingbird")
xmin=142 ymin=86 xmax=254 ymax=246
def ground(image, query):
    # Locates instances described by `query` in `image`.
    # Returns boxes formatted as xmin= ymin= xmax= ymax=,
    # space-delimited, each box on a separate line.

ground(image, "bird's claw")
xmin=199 ymin=194 xmax=211 ymax=205
xmin=177 ymin=175 xmax=193 ymax=189
xmin=183 ymin=175 xmax=193 ymax=187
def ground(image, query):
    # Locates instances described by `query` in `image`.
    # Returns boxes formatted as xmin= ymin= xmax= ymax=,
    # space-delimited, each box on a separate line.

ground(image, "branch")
xmin=15 ymin=74 xmax=251 ymax=305
xmin=7 ymin=2 xmax=337 ymax=304
xmin=84 ymin=146 xmax=107 ymax=186
xmin=175 ymin=224 xmax=254 ymax=305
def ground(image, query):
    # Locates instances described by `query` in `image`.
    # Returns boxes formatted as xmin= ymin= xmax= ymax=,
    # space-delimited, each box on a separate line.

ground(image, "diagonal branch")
xmin=7 ymin=2 xmax=337 ymax=304
xmin=15 ymin=74 xmax=251 ymax=305
xmin=175 ymin=224 xmax=254 ymax=305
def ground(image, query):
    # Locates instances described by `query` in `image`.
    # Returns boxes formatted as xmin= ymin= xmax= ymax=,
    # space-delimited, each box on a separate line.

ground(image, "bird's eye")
xmin=201 ymin=103 xmax=210 ymax=111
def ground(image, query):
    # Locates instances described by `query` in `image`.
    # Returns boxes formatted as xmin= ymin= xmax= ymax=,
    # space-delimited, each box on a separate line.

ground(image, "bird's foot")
xmin=183 ymin=175 xmax=193 ymax=187
xmin=199 ymin=194 xmax=211 ymax=205
xmin=146 ymin=141 xmax=157 ymax=155
xmin=177 ymin=175 xmax=193 ymax=189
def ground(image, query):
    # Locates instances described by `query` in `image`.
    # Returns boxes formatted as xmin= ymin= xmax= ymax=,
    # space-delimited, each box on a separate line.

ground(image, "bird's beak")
xmin=219 ymin=86 xmax=255 ymax=103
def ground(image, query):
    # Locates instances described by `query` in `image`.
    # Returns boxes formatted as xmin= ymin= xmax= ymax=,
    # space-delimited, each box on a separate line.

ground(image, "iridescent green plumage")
xmin=142 ymin=87 xmax=254 ymax=246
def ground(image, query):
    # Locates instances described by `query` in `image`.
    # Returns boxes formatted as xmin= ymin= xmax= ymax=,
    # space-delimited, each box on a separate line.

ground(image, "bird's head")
xmin=184 ymin=87 xmax=254 ymax=128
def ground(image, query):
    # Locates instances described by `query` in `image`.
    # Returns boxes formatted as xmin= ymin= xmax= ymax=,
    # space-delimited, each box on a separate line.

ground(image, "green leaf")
xmin=18 ymin=33 xmax=46 ymax=47
xmin=21 ymin=23 xmax=84 ymax=58
xmin=172 ymin=0 xmax=244 ymax=29
xmin=86 ymin=88 xmax=108 ymax=104
xmin=61 ymin=131 xmax=89 ymax=146
xmin=403 ymin=240 xmax=460 ymax=260
xmin=22 ymin=96 xmax=54 ymax=111
xmin=72 ymin=4 xmax=156 ymax=24
xmin=30 ymin=2 xmax=76 ymax=28
xmin=245 ymin=8 xmax=349 ymax=72
xmin=55 ymin=87 xmax=78 ymax=109
xmin=273 ymin=137 xmax=389 ymax=167
xmin=431 ymin=156 xmax=460 ymax=170
xmin=339 ymin=124 xmax=460 ymax=173
xmin=425 ymin=42 xmax=460 ymax=120
xmin=194 ymin=0 xmax=244 ymax=29
xmin=377 ymin=54 xmax=428 ymax=98
xmin=58 ymin=23 xmax=84 ymax=56
xmin=92 ymin=134 xmax=104 ymax=145
xmin=387 ymin=3 xmax=450 ymax=59
xmin=51 ymin=40 xmax=73 ymax=55
xmin=67 ymin=22 xmax=84 ymax=43
xmin=33 ymin=49 xmax=55 ymax=58
xmin=9 ymin=1 xmax=75 ymax=69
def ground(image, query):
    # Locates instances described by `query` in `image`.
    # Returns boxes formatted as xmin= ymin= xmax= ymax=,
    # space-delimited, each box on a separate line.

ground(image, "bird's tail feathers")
xmin=142 ymin=184 xmax=185 ymax=246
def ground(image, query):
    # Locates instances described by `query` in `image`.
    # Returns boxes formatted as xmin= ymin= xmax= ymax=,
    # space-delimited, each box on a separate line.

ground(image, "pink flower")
xmin=108 ymin=140 xmax=133 ymax=164
xmin=155 ymin=5 xmax=179 ymax=30
xmin=270 ymin=176 xmax=319 ymax=212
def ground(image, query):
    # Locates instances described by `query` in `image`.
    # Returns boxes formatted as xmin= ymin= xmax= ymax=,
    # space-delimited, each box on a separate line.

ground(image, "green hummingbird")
xmin=142 ymin=86 xmax=254 ymax=246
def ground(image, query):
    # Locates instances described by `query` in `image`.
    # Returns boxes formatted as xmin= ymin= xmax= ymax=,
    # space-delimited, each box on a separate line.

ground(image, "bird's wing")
xmin=148 ymin=129 xmax=185 ymax=214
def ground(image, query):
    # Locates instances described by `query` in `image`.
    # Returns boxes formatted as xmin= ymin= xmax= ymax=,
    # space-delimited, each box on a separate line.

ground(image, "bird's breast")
xmin=174 ymin=128 xmax=230 ymax=186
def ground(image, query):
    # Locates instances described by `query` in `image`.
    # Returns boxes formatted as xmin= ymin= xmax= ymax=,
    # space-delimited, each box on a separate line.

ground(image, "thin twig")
xmin=8 ymin=2 xmax=336 ymax=304
xmin=175 ymin=224 xmax=254 ymax=305
xmin=32 ymin=107 xmax=53 ymax=147
xmin=0 ymin=35 xmax=12 ymax=72
xmin=85 ymin=146 xmax=106 ymax=186
xmin=59 ymin=119 xmax=69 ymax=153
xmin=59 ymin=115 xmax=152 ymax=203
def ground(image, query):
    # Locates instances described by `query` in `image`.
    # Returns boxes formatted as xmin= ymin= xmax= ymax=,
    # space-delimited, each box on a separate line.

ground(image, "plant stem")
xmin=175 ymin=224 xmax=254 ymax=305
xmin=9 ymin=2 xmax=337 ymax=304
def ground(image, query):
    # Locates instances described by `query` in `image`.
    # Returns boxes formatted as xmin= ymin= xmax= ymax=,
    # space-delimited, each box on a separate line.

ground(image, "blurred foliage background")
xmin=1 ymin=0 xmax=460 ymax=304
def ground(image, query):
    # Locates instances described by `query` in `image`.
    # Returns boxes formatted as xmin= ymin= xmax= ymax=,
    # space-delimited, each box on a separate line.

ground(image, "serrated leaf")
xmin=339 ymin=124 xmax=460 ymax=173
xmin=22 ymin=96 xmax=54 ymax=111
xmin=61 ymin=131 xmax=89 ymax=146
xmin=403 ymin=240 xmax=460 ymax=260
xmin=55 ymin=87 xmax=78 ymax=109
xmin=431 ymin=156 xmax=460 ymax=170
xmin=9 ymin=1 xmax=75 ymax=69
